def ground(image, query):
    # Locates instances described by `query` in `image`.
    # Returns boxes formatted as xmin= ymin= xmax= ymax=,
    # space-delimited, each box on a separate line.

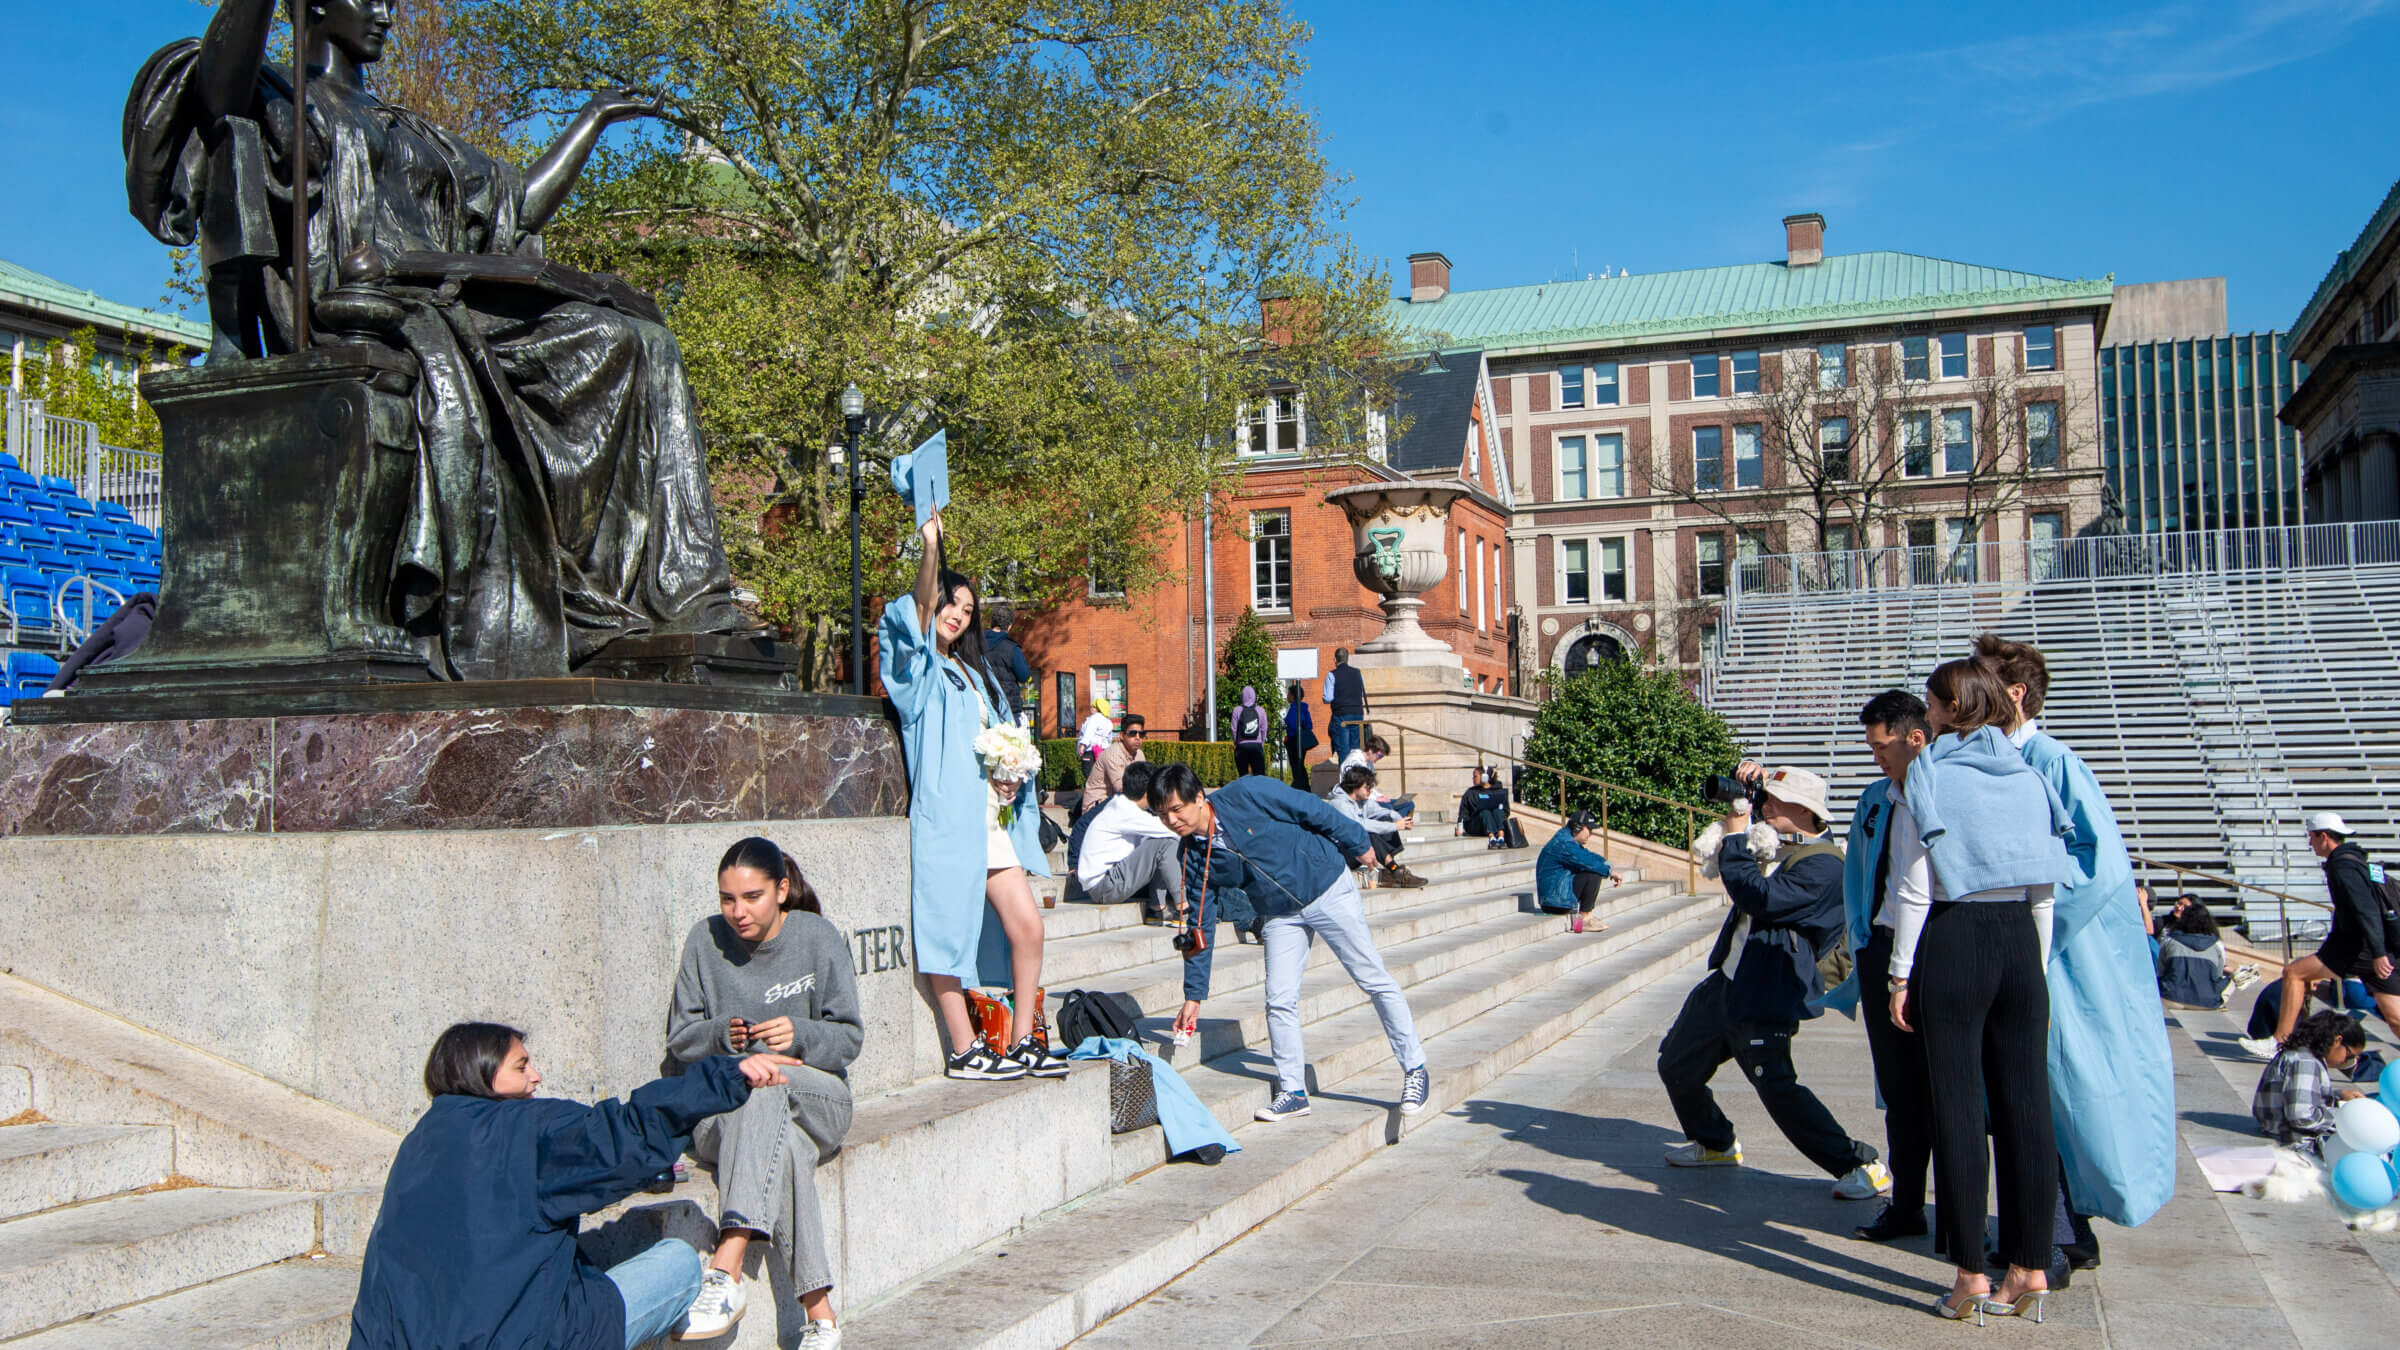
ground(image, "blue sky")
xmin=6 ymin=0 xmax=2395 ymax=334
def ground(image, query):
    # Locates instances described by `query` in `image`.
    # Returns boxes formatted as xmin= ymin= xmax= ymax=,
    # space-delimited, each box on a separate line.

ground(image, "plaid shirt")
xmin=2252 ymin=1049 xmax=2340 ymax=1150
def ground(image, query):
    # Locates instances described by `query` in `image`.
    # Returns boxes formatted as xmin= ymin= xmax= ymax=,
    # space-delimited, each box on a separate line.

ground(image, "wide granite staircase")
xmin=1 ymin=825 xmax=1720 ymax=1348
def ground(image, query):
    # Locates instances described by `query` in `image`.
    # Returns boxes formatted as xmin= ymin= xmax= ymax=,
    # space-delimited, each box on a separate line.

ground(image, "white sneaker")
xmin=2237 ymin=1035 xmax=2282 ymax=1061
xmin=1663 ymin=1139 xmax=1742 ymax=1167
xmin=1833 ymin=1161 xmax=1892 ymax=1200
xmin=797 ymin=1320 xmax=842 ymax=1350
xmin=677 ymin=1268 xmax=747 ymax=1340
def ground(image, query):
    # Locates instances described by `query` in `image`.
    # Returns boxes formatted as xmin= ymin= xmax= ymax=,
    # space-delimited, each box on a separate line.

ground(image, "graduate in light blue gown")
xmin=878 ymin=511 xmax=1061 ymax=1082
xmin=1978 ymin=635 xmax=2175 ymax=1252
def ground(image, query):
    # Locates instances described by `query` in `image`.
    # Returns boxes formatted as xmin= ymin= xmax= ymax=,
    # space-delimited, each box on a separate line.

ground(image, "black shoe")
xmin=1009 ymin=1035 xmax=1071 ymax=1079
xmin=945 ymin=1045 xmax=1028 ymax=1081
xmin=1177 ymin=1142 xmax=1227 ymax=1165
xmin=1851 ymin=1204 xmax=1929 ymax=1242
xmin=2058 ymin=1241 xmax=2101 ymax=1271
xmin=1142 ymin=902 xmax=1174 ymax=926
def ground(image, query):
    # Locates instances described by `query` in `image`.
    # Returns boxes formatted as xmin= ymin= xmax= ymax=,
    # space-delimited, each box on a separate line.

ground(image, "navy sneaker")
xmin=1399 ymin=1064 xmax=1431 ymax=1115
xmin=1255 ymin=1090 xmax=1312 ymax=1122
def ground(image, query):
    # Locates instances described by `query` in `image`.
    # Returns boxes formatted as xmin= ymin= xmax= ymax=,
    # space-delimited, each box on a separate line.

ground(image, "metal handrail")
xmin=1361 ymin=715 xmax=1705 ymax=895
xmin=2130 ymin=853 xmax=2328 ymax=965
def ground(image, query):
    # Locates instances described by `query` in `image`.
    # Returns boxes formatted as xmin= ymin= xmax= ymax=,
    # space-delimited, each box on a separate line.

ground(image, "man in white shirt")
xmin=1337 ymin=735 xmax=1413 ymax=818
xmin=1328 ymin=766 xmax=1427 ymax=889
xmin=1075 ymin=761 xmax=1180 ymax=924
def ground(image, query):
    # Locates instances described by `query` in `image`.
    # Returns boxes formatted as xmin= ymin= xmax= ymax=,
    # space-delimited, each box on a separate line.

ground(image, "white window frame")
xmin=1560 ymin=366 xmax=1585 ymax=409
xmin=1238 ymin=387 xmax=1307 ymax=458
xmin=1819 ymin=416 xmax=1852 ymax=481
xmin=1459 ymin=528 xmax=1470 ymax=613
xmin=1593 ymin=362 xmax=1620 ymax=406
xmin=1730 ymin=349 xmax=1760 ymax=395
xmin=1817 ymin=341 xmax=1847 ymax=390
xmin=1690 ymin=354 xmax=1720 ymax=399
xmin=1561 ymin=539 xmax=1590 ymax=605
xmin=1693 ymin=425 xmax=1724 ymax=492
xmin=1695 ymin=531 xmax=1727 ymax=598
xmin=1900 ymin=410 xmax=1933 ymax=478
xmin=1938 ymin=332 xmax=1968 ymax=380
xmin=1941 ymin=407 xmax=1974 ymax=475
xmin=1592 ymin=432 xmax=1626 ymax=499
xmin=1732 ymin=422 xmax=1763 ymax=489
xmin=1901 ymin=336 xmax=1930 ymax=382
xmin=2026 ymin=401 xmax=2060 ymax=470
xmin=2024 ymin=324 xmax=2056 ymax=371
xmin=1558 ymin=434 xmax=1588 ymax=501
xmin=1596 ymin=535 xmax=1628 ymax=603
xmin=1249 ymin=508 xmax=1292 ymax=614
xmin=1475 ymin=539 xmax=1488 ymax=630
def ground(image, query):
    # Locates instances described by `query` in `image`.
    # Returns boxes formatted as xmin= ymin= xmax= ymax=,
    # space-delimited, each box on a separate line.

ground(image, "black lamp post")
xmin=841 ymin=383 xmax=867 ymax=695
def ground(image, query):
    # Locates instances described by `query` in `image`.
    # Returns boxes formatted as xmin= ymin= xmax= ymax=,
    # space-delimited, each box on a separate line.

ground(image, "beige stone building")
xmin=2283 ymin=179 xmax=2400 ymax=525
xmin=1391 ymin=215 xmax=2112 ymax=680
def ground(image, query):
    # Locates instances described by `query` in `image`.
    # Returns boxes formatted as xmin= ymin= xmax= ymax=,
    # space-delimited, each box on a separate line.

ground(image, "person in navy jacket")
xmin=347 ymin=1022 xmax=799 ymax=1350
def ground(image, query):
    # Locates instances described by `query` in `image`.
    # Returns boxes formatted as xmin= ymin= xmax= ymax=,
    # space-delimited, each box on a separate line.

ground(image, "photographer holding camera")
xmin=1656 ymin=762 xmax=1888 ymax=1202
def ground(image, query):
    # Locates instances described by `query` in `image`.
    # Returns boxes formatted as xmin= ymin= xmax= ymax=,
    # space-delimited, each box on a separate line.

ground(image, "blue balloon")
xmin=2381 ymin=1059 xmax=2400 ymax=1106
xmin=2332 ymin=1149 xmax=2398 ymax=1210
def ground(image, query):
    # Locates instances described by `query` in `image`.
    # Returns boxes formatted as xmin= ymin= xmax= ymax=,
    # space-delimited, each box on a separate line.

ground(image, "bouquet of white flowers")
xmin=973 ymin=723 xmax=1044 ymax=827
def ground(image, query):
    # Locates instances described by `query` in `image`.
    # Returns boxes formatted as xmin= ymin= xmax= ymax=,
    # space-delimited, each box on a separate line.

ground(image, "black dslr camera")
xmin=1702 ymin=770 xmax=1767 ymax=809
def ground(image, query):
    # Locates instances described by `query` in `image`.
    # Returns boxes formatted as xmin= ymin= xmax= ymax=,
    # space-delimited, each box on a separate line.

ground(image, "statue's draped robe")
xmin=124 ymin=42 xmax=740 ymax=679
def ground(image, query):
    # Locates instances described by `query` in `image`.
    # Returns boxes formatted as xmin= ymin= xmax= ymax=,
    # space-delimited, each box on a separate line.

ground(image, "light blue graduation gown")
xmin=879 ymin=594 xmax=1050 ymax=988
xmin=2018 ymin=726 xmax=2176 ymax=1228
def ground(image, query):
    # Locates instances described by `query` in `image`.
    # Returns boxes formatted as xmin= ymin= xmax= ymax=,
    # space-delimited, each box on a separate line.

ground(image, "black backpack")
xmin=2365 ymin=861 xmax=2400 ymax=955
xmin=1053 ymin=989 xmax=1141 ymax=1049
xmin=1234 ymin=705 xmax=1263 ymax=743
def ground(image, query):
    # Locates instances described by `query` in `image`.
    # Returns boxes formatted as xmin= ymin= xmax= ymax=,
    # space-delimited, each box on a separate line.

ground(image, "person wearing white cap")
xmin=2241 ymin=810 xmax=2400 ymax=1057
xmin=1657 ymin=760 xmax=1888 ymax=1205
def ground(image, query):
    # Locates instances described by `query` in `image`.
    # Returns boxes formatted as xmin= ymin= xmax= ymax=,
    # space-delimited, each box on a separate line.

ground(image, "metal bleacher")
xmin=1708 ymin=523 xmax=2400 ymax=939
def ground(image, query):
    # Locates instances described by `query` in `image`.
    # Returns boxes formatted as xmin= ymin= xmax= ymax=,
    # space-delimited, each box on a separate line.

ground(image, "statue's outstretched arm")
xmin=196 ymin=0 xmax=276 ymax=124
xmin=519 ymin=90 xmax=652 ymax=232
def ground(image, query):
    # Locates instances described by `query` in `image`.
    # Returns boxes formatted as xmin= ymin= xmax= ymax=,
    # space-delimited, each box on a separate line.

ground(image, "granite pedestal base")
xmin=0 ymin=699 xmax=939 ymax=1130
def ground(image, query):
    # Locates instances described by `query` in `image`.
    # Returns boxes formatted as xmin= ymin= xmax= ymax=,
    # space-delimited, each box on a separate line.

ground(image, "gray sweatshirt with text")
xmin=666 ymin=912 xmax=864 ymax=1078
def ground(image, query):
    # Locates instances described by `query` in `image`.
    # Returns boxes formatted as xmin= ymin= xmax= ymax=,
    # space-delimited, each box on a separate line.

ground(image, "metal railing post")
xmin=1396 ymin=729 xmax=1407 ymax=797
xmin=1599 ymin=788 xmax=1609 ymax=857
xmin=82 ymin=422 xmax=101 ymax=503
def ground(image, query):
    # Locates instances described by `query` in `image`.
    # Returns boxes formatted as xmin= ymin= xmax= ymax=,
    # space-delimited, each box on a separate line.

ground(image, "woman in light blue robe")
xmin=878 ymin=513 xmax=1058 ymax=1080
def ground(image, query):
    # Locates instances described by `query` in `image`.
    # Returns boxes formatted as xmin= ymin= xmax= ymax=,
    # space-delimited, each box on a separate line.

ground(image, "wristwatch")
xmin=1886 ymin=976 xmax=1909 ymax=994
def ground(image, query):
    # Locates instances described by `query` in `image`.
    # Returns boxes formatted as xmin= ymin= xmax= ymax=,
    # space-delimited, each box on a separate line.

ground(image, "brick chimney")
xmin=1783 ymin=213 xmax=1825 ymax=267
xmin=1259 ymin=281 xmax=1316 ymax=347
xmin=1408 ymin=252 xmax=1452 ymax=303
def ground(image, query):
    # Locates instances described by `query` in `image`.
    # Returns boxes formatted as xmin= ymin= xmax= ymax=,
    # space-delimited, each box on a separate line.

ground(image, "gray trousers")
xmin=1081 ymin=834 xmax=1185 ymax=909
xmin=1261 ymin=872 xmax=1424 ymax=1093
xmin=689 ymin=1064 xmax=852 ymax=1296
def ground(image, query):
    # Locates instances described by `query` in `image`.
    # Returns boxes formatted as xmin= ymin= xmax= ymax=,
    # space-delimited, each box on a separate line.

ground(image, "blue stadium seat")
xmin=53 ymin=532 xmax=99 ymax=561
xmin=0 ymin=500 xmax=32 ymax=529
xmin=6 ymin=651 xmax=60 ymax=700
xmin=98 ymin=537 xmax=141 ymax=564
xmin=0 ymin=467 xmax=37 ymax=492
xmin=29 ymin=550 xmax=72 ymax=576
xmin=2 ymin=569 xmax=50 ymax=629
xmin=48 ymin=494 xmax=95 ymax=520
xmin=94 ymin=500 xmax=134 ymax=524
xmin=38 ymin=475 xmax=74 ymax=496
xmin=28 ymin=508 xmax=71 ymax=535
xmin=0 ymin=451 xmax=17 ymax=471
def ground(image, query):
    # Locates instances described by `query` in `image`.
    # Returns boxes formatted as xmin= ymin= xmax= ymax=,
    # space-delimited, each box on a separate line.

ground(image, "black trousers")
xmin=1233 ymin=743 xmax=1268 ymax=777
xmin=1857 ymin=927 xmax=1935 ymax=1215
xmin=1571 ymin=870 xmax=1605 ymax=914
xmin=1656 ymin=972 xmax=1876 ymax=1177
xmin=1914 ymin=900 xmax=2058 ymax=1271
xmin=1284 ymin=736 xmax=1310 ymax=789
xmin=1370 ymin=831 xmax=1404 ymax=865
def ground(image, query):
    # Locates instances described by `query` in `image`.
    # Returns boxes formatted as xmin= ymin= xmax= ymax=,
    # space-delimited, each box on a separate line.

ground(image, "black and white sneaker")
xmin=1009 ymin=1036 xmax=1071 ymax=1079
xmin=945 ymin=1045 xmax=1028 ymax=1081
xmin=1399 ymin=1064 xmax=1430 ymax=1115
xmin=1255 ymin=1089 xmax=1312 ymax=1122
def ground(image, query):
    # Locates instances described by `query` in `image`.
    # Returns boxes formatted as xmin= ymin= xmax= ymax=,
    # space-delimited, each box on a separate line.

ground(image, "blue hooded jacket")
xmin=1901 ymin=726 xmax=2074 ymax=899
xmin=347 ymin=1056 xmax=749 ymax=1350
xmin=1534 ymin=827 xmax=1613 ymax=911
xmin=1179 ymin=774 xmax=1371 ymax=918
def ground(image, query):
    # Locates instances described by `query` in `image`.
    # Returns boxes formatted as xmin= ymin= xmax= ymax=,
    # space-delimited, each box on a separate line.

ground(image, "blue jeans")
xmin=607 ymin=1239 xmax=704 ymax=1349
xmin=1329 ymin=715 xmax=1363 ymax=761
xmin=1260 ymin=872 xmax=1423 ymax=1092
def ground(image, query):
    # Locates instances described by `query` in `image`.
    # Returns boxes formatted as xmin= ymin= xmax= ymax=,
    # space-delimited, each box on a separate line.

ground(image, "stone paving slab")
xmin=1081 ymin=956 xmax=2400 ymax=1348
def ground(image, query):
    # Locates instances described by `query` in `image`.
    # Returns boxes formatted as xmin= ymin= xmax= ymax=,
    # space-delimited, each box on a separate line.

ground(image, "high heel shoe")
xmin=1983 ymin=1290 xmax=2048 ymax=1322
xmin=1931 ymin=1290 xmax=1986 ymax=1325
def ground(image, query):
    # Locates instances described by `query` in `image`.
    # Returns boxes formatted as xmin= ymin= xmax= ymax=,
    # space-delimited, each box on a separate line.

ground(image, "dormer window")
xmin=1241 ymin=388 xmax=1306 ymax=457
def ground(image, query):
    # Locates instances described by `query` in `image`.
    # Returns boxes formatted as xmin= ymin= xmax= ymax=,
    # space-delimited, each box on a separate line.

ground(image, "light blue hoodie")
xmin=1901 ymin=725 xmax=2074 ymax=899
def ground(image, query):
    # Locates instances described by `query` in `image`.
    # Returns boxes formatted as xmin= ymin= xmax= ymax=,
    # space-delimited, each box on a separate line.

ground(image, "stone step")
xmin=0 ymin=1187 xmax=320 ymax=1340
xmin=0 ymin=1257 xmax=357 ymax=1350
xmin=0 ymin=1124 xmax=172 ymax=1222
xmin=0 ymin=976 xmax=398 ymax=1194
xmin=838 ymin=917 xmax=1722 ymax=1349
xmin=0 ymin=1068 xmax=28 ymax=1121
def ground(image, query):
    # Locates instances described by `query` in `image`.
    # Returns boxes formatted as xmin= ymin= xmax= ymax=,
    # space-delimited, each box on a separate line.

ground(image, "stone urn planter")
xmin=1324 ymin=480 xmax=1473 ymax=668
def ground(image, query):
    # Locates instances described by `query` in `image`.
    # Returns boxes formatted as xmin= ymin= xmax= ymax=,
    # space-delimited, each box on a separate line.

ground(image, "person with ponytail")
xmin=664 ymin=838 xmax=864 ymax=1345
xmin=878 ymin=511 xmax=1062 ymax=1083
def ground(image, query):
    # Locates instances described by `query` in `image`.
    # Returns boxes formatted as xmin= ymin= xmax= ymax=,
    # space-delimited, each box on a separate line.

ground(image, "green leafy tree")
xmin=1213 ymin=606 xmax=1283 ymax=748
xmin=468 ymin=0 xmax=1415 ymax=688
xmin=16 ymin=328 xmax=182 ymax=455
xmin=1519 ymin=660 xmax=1741 ymax=846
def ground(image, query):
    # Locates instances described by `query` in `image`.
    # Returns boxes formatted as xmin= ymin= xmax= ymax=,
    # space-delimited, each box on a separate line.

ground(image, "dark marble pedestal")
xmin=0 ymin=684 xmax=905 ymax=834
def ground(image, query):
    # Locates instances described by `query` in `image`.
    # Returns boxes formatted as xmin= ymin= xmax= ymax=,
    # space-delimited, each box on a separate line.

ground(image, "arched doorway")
xmin=1552 ymin=618 xmax=1639 ymax=677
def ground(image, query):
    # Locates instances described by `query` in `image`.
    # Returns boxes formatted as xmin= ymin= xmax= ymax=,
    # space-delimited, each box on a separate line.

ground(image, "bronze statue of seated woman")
xmin=121 ymin=0 xmax=748 ymax=683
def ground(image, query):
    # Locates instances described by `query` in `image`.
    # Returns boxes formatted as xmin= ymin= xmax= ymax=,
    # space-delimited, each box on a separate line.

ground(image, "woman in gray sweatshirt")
xmin=666 ymin=837 xmax=865 ymax=1348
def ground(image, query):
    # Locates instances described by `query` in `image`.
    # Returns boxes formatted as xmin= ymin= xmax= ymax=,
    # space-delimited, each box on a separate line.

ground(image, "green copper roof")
xmin=0 ymin=258 xmax=209 ymax=349
xmin=2290 ymin=178 xmax=2400 ymax=347
xmin=1391 ymin=250 xmax=2113 ymax=355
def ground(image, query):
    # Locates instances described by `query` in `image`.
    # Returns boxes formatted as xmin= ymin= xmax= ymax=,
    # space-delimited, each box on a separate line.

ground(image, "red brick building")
xmin=1018 ymin=347 xmax=1516 ymax=740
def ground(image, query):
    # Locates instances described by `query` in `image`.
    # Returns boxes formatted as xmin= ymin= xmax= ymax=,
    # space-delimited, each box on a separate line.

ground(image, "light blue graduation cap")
xmin=888 ymin=429 xmax=950 ymax=527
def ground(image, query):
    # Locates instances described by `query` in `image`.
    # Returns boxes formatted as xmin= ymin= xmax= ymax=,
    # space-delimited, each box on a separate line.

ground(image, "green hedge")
xmin=1041 ymin=738 xmax=1238 ymax=791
